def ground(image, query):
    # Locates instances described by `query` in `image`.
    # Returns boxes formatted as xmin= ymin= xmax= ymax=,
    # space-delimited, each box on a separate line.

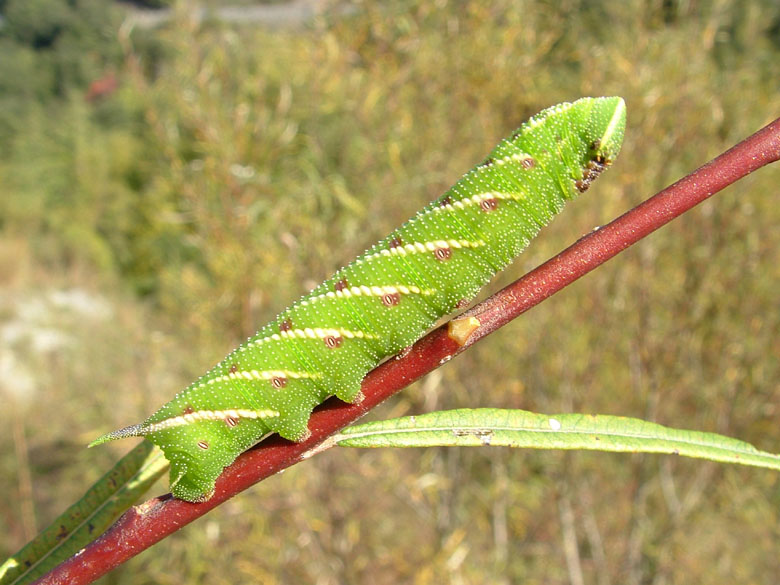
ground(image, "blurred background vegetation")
xmin=1 ymin=0 xmax=779 ymax=583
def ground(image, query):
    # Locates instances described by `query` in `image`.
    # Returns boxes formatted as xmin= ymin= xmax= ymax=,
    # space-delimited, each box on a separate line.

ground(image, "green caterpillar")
xmin=91 ymin=96 xmax=626 ymax=502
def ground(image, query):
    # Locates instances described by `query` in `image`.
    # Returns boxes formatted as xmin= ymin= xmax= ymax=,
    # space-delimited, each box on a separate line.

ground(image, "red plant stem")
xmin=35 ymin=116 xmax=780 ymax=585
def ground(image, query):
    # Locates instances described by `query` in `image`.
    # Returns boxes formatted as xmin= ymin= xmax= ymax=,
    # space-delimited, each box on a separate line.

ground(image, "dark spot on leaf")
xmin=590 ymin=139 xmax=601 ymax=151
xmin=478 ymin=157 xmax=494 ymax=168
xmin=521 ymin=157 xmax=535 ymax=170
xmin=280 ymin=319 xmax=293 ymax=332
xmin=334 ymin=278 xmax=349 ymax=292
xmin=389 ymin=236 xmax=403 ymax=249
xmin=439 ymin=196 xmax=452 ymax=207
xmin=229 ymin=363 xmax=238 ymax=374
xmin=271 ymin=376 xmax=287 ymax=389
xmin=197 ymin=441 xmax=209 ymax=450
xmin=225 ymin=416 xmax=238 ymax=427
xmin=183 ymin=405 xmax=195 ymax=415
xmin=452 ymin=428 xmax=493 ymax=439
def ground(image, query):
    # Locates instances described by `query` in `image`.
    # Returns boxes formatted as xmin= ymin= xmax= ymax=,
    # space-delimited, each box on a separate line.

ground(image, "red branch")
xmin=35 ymin=116 xmax=780 ymax=585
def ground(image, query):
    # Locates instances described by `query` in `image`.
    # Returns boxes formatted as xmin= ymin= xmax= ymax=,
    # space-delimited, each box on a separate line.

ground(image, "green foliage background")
xmin=1 ymin=0 xmax=779 ymax=583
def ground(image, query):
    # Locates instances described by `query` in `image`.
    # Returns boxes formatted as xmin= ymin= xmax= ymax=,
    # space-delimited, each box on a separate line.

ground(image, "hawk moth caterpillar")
xmin=91 ymin=96 xmax=626 ymax=502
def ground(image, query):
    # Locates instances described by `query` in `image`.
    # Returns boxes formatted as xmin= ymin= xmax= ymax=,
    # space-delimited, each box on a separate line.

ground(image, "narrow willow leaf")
xmin=334 ymin=408 xmax=780 ymax=471
xmin=0 ymin=441 xmax=167 ymax=585
xmin=91 ymin=97 xmax=627 ymax=502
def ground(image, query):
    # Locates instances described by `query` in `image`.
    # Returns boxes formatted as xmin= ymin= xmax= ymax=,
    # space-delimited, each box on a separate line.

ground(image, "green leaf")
xmin=334 ymin=408 xmax=780 ymax=471
xmin=0 ymin=440 xmax=168 ymax=585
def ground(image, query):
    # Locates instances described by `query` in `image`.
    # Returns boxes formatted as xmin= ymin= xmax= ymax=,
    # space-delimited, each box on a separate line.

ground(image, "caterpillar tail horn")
xmin=88 ymin=423 xmax=151 ymax=447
